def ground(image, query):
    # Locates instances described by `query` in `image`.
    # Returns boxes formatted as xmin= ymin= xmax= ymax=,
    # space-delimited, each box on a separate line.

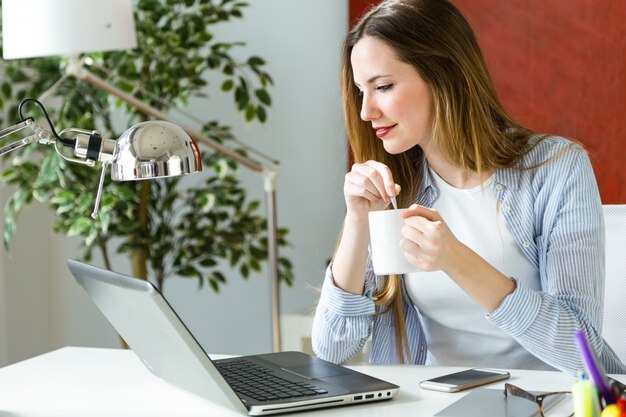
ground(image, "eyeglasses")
xmin=504 ymin=383 xmax=573 ymax=417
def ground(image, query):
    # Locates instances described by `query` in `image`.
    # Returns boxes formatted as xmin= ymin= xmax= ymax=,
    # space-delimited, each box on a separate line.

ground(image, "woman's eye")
xmin=376 ymin=84 xmax=393 ymax=92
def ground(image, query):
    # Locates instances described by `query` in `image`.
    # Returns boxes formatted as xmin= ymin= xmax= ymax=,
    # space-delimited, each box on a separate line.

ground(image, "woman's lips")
xmin=374 ymin=124 xmax=396 ymax=138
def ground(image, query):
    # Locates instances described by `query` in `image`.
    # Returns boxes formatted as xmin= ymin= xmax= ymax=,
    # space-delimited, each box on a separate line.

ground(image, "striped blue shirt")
xmin=312 ymin=136 xmax=626 ymax=375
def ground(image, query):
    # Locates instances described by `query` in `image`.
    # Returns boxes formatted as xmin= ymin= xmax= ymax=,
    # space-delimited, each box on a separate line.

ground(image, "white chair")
xmin=602 ymin=204 xmax=626 ymax=363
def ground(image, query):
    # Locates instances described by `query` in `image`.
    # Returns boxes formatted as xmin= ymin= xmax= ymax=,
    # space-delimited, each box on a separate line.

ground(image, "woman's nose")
xmin=360 ymin=93 xmax=381 ymax=121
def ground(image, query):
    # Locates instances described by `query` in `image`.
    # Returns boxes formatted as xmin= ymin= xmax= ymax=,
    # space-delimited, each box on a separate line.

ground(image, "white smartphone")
xmin=419 ymin=368 xmax=510 ymax=392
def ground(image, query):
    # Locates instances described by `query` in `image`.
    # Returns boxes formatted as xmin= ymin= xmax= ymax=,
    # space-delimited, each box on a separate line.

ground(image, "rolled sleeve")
xmin=321 ymin=267 xmax=376 ymax=317
xmin=312 ymin=264 xmax=376 ymax=363
xmin=486 ymin=278 xmax=542 ymax=338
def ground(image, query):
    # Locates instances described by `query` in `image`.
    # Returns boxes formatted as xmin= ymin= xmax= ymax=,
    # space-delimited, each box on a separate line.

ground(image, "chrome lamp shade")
xmin=111 ymin=121 xmax=202 ymax=181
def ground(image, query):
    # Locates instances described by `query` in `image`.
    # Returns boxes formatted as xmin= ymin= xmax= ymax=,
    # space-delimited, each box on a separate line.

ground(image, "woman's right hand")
xmin=344 ymin=160 xmax=400 ymax=221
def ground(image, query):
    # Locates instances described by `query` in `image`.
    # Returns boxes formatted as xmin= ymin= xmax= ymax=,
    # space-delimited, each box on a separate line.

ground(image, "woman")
xmin=311 ymin=0 xmax=625 ymax=375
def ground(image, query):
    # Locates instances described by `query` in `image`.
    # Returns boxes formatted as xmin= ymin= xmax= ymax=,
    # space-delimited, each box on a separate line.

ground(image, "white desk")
xmin=0 ymin=347 xmax=622 ymax=416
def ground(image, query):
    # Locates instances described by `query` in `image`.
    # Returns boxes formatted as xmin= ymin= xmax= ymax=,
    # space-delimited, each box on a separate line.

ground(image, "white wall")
xmin=0 ymin=200 xmax=57 ymax=364
xmin=0 ymin=0 xmax=347 ymax=365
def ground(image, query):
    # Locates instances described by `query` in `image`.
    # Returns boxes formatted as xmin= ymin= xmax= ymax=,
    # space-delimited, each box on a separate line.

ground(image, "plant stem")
xmin=99 ymin=238 xmax=111 ymax=271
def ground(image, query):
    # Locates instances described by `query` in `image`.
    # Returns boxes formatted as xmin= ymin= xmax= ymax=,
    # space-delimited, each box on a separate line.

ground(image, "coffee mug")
xmin=368 ymin=208 xmax=420 ymax=275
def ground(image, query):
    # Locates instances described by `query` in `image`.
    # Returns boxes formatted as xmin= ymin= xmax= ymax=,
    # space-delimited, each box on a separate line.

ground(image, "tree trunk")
xmin=122 ymin=181 xmax=151 ymax=349
xmin=130 ymin=181 xmax=150 ymax=280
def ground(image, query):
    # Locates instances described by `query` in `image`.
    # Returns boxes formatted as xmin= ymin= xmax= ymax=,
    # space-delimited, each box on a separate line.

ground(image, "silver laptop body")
xmin=68 ymin=259 xmax=399 ymax=415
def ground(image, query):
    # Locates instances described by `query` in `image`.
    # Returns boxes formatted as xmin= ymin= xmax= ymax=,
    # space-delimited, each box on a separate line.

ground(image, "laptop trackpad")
xmin=282 ymin=362 xmax=351 ymax=379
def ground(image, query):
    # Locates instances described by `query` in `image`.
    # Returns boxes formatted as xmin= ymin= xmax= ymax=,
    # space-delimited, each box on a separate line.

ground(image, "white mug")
xmin=368 ymin=208 xmax=420 ymax=275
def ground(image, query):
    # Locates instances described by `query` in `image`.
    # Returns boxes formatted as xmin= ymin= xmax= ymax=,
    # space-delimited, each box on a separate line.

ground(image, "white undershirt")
xmin=404 ymin=168 xmax=549 ymax=370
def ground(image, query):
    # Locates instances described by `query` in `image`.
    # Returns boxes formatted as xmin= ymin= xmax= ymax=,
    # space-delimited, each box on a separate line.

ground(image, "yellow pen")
xmin=573 ymin=372 xmax=602 ymax=417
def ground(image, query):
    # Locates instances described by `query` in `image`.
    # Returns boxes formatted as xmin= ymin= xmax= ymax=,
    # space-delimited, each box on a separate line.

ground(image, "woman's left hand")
xmin=400 ymin=204 xmax=460 ymax=272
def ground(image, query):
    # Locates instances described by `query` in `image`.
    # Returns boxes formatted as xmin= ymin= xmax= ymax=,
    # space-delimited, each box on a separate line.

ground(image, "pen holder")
xmin=573 ymin=330 xmax=626 ymax=416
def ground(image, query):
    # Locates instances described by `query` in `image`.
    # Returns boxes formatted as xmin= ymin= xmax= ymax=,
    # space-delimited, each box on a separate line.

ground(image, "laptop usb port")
xmin=365 ymin=394 xmax=374 ymax=399
xmin=354 ymin=395 xmax=363 ymax=401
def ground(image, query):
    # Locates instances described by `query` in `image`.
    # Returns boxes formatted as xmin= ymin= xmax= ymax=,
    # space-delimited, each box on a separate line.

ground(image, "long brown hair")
xmin=341 ymin=0 xmax=539 ymax=362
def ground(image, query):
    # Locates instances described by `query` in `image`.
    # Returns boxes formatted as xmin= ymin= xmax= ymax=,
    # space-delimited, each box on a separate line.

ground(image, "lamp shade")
xmin=111 ymin=121 xmax=202 ymax=181
xmin=2 ymin=0 xmax=137 ymax=59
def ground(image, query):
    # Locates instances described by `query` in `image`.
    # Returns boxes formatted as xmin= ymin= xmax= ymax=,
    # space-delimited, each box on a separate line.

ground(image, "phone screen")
xmin=420 ymin=368 xmax=510 ymax=392
xmin=427 ymin=369 xmax=501 ymax=385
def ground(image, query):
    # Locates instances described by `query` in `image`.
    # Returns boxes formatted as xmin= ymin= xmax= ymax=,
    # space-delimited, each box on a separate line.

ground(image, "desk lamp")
xmin=0 ymin=98 xmax=202 ymax=217
xmin=2 ymin=0 xmax=283 ymax=351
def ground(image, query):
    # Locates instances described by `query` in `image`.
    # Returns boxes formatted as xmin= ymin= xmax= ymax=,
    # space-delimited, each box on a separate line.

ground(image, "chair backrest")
xmin=602 ymin=204 xmax=626 ymax=363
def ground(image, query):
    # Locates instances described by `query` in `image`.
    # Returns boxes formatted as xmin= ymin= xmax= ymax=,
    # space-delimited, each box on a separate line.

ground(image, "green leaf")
xmin=240 ymin=263 xmax=250 ymax=278
xmin=1 ymin=82 xmax=12 ymax=98
xmin=99 ymin=211 xmax=112 ymax=234
xmin=247 ymin=200 xmax=261 ymax=212
xmin=221 ymin=79 xmax=234 ymax=92
xmin=200 ymin=258 xmax=218 ymax=267
xmin=223 ymin=64 xmax=234 ymax=75
xmin=36 ymin=154 xmax=58 ymax=184
xmin=256 ymin=105 xmax=267 ymax=123
xmin=3 ymin=216 xmax=16 ymax=248
xmin=247 ymin=56 xmax=265 ymax=67
xmin=207 ymin=56 xmax=221 ymax=69
xmin=213 ymin=271 xmax=227 ymax=283
xmin=229 ymin=251 xmax=242 ymax=266
xmin=50 ymin=190 xmax=75 ymax=205
xmin=254 ymin=89 xmax=271 ymax=106
xmin=32 ymin=188 xmax=48 ymax=202
xmin=235 ymin=87 xmax=249 ymax=110
xmin=68 ymin=218 xmax=93 ymax=236
xmin=249 ymin=259 xmax=261 ymax=272
xmin=0 ymin=169 xmax=17 ymax=183
xmin=12 ymin=189 xmax=31 ymax=213
xmin=245 ymin=104 xmax=256 ymax=122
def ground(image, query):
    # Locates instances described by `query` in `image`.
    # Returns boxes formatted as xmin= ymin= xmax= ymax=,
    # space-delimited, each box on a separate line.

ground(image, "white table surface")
xmin=0 ymin=347 xmax=622 ymax=416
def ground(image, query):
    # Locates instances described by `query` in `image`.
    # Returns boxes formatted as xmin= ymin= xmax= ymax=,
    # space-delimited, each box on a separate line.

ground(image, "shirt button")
xmin=495 ymin=183 xmax=503 ymax=191
xmin=523 ymin=241 xmax=531 ymax=248
xmin=504 ymin=205 xmax=511 ymax=213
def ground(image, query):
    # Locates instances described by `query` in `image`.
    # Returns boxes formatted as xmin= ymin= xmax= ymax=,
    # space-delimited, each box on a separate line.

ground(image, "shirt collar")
xmin=494 ymin=164 xmax=520 ymax=190
xmin=417 ymin=155 xmax=437 ymax=204
xmin=417 ymin=154 xmax=521 ymax=201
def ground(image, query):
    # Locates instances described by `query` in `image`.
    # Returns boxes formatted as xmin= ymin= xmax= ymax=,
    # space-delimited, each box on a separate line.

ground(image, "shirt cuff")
xmin=320 ymin=265 xmax=376 ymax=317
xmin=486 ymin=277 xmax=542 ymax=338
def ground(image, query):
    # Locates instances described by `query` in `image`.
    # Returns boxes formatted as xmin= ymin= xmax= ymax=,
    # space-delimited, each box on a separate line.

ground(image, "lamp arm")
xmin=0 ymin=117 xmax=98 ymax=163
xmin=0 ymin=98 xmax=132 ymax=219
xmin=0 ymin=100 xmax=115 ymax=166
xmin=0 ymin=118 xmax=54 ymax=156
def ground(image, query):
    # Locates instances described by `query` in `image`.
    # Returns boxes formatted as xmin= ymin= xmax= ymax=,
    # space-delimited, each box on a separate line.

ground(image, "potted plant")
xmin=0 ymin=0 xmax=294 ymax=292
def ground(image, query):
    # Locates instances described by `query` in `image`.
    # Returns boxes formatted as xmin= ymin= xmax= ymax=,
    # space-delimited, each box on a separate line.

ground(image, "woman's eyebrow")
xmin=367 ymin=74 xmax=392 ymax=83
xmin=355 ymin=74 xmax=392 ymax=87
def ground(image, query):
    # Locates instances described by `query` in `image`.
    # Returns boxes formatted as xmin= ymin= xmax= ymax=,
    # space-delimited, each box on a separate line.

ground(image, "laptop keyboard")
xmin=216 ymin=359 xmax=329 ymax=402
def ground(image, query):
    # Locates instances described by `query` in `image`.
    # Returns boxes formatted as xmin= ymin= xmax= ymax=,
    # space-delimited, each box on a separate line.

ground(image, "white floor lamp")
xmin=2 ymin=0 xmax=283 ymax=352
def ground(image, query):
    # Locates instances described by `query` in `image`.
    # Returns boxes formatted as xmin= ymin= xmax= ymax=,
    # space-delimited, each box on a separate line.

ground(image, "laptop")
xmin=67 ymin=259 xmax=399 ymax=415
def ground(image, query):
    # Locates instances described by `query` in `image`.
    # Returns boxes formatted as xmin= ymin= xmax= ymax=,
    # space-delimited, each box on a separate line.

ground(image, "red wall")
xmin=349 ymin=0 xmax=626 ymax=203
xmin=349 ymin=0 xmax=376 ymax=27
